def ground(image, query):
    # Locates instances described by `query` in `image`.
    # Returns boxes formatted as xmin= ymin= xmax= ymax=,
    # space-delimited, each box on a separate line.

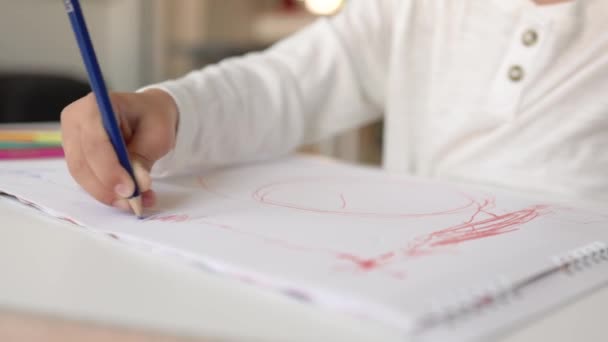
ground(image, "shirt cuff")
xmin=137 ymin=80 xmax=203 ymax=178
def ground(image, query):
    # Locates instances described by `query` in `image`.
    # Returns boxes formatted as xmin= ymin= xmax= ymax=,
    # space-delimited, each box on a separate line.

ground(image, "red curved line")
xmin=256 ymin=197 xmax=476 ymax=219
xmin=198 ymin=176 xmax=549 ymax=273
xmin=250 ymin=179 xmax=477 ymax=218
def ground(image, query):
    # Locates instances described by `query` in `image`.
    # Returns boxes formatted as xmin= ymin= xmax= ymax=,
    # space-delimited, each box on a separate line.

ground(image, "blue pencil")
xmin=63 ymin=0 xmax=143 ymax=218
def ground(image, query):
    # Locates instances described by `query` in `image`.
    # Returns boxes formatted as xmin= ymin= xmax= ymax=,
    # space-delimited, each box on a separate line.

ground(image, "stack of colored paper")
xmin=0 ymin=130 xmax=64 ymax=160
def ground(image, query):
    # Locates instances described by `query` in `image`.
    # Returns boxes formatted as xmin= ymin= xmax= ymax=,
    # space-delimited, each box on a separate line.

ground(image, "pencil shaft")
xmin=64 ymin=0 xmax=141 ymax=214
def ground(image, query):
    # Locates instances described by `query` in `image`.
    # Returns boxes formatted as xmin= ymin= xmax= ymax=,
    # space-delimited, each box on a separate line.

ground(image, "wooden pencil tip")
xmin=127 ymin=196 xmax=144 ymax=219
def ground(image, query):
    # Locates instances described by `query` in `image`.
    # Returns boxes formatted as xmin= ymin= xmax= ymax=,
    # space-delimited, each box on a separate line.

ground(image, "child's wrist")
xmin=142 ymin=88 xmax=180 ymax=135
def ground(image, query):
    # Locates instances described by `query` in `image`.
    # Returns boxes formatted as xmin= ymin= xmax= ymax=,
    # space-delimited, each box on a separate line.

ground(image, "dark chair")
xmin=0 ymin=72 xmax=90 ymax=123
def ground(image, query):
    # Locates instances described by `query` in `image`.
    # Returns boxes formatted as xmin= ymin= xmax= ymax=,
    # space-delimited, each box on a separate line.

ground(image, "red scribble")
xmin=466 ymin=198 xmax=498 ymax=222
xmin=145 ymin=214 xmax=192 ymax=223
xmin=196 ymin=218 xmax=406 ymax=276
xmin=141 ymin=201 xmax=547 ymax=273
xmin=179 ymin=177 xmax=551 ymax=276
xmin=337 ymin=252 xmax=396 ymax=271
xmin=405 ymin=203 xmax=549 ymax=257
xmin=331 ymin=203 xmax=549 ymax=272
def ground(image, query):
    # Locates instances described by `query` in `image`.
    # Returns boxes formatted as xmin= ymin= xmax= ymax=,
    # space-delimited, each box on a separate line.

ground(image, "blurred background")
xmin=0 ymin=0 xmax=382 ymax=164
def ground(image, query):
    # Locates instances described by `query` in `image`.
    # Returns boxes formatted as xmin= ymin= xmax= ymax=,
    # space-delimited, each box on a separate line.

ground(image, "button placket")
xmin=487 ymin=18 xmax=545 ymax=118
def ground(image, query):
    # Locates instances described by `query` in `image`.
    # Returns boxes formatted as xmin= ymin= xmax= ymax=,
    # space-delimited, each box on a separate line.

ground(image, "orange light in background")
xmin=302 ymin=0 xmax=345 ymax=15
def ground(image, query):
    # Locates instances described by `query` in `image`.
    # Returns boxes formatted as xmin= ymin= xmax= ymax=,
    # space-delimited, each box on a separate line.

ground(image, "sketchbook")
xmin=0 ymin=155 xmax=607 ymax=341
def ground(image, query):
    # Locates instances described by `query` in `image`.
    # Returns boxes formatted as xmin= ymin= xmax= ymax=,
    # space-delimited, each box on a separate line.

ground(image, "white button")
xmin=522 ymin=30 xmax=538 ymax=46
xmin=508 ymin=65 xmax=524 ymax=82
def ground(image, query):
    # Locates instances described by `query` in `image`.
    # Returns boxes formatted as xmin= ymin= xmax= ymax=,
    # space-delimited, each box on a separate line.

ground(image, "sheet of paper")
xmin=1 ymin=155 xmax=607 ymax=341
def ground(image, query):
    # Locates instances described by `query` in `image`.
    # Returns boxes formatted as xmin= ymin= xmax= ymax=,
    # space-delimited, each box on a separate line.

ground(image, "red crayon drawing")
xmin=337 ymin=252 xmax=397 ymax=271
xmin=250 ymin=178 xmax=476 ymax=219
xmin=333 ymin=202 xmax=549 ymax=272
xmin=405 ymin=203 xmax=550 ymax=257
xmin=145 ymin=214 xmax=191 ymax=223
xmin=180 ymin=177 xmax=552 ymax=276
xmin=143 ymin=212 xmax=211 ymax=223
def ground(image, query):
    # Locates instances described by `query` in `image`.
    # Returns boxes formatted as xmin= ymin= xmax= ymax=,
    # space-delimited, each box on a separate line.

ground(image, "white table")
xmin=0 ymin=123 xmax=606 ymax=341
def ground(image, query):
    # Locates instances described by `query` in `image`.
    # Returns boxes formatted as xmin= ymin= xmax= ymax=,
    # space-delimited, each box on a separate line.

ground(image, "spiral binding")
xmin=411 ymin=241 xmax=608 ymax=335
xmin=553 ymin=241 xmax=608 ymax=273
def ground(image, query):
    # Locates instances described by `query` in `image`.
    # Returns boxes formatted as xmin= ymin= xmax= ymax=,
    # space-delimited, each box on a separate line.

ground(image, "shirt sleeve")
xmin=145 ymin=0 xmax=395 ymax=178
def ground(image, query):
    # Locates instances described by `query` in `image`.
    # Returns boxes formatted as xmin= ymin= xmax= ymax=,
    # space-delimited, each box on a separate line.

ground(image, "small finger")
xmin=64 ymin=141 xmax=120 ymax=206
xmin=112 ymin=199 xmax=131 ymax=211
xmin=80 ymin=121 xmax=135 ymax=199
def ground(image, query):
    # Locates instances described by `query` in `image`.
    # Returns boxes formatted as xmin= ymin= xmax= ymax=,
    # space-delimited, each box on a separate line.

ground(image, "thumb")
xmin=131 ymin=156 xmax=153 ymax=193
xmin=130 ymin=156 xmax=158 ymax=209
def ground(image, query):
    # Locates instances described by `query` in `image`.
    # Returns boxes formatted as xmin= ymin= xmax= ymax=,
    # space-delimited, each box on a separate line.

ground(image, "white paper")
xmin=1 ymin=155 xmax=607 ymax=341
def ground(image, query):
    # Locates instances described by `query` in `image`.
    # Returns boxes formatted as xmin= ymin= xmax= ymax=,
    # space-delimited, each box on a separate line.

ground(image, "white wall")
xmin=0 ymin=0 xmax=152 ymax=91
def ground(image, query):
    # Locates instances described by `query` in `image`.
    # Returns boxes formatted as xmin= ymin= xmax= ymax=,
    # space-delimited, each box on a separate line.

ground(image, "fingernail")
xmin=112 ymin=199 xmax=130 ymax=211
xmin=114 ymin=183 xmax=132 ymax=198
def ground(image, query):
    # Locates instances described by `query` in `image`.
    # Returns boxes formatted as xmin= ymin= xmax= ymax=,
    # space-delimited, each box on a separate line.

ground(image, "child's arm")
xmin=60 ymin=0 xmax=396 ymax=210
xmin=147 ymin=0 xmax=396 ymax=177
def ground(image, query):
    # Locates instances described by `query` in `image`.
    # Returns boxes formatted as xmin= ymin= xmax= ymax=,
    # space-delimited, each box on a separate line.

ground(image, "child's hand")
xmin=60 ymin=89 xmax=178 ymax=210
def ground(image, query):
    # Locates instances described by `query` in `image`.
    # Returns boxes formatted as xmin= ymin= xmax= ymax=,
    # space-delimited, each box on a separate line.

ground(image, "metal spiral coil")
xmin=412 ymin=241 xmax=608 ymax=336
xmin=553 ymin=241 xmax=608 ymax=273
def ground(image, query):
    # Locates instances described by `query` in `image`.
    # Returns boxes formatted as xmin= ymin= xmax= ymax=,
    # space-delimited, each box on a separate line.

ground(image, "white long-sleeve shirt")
xmin=147 ymin=0 xmax=608 ymax=204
